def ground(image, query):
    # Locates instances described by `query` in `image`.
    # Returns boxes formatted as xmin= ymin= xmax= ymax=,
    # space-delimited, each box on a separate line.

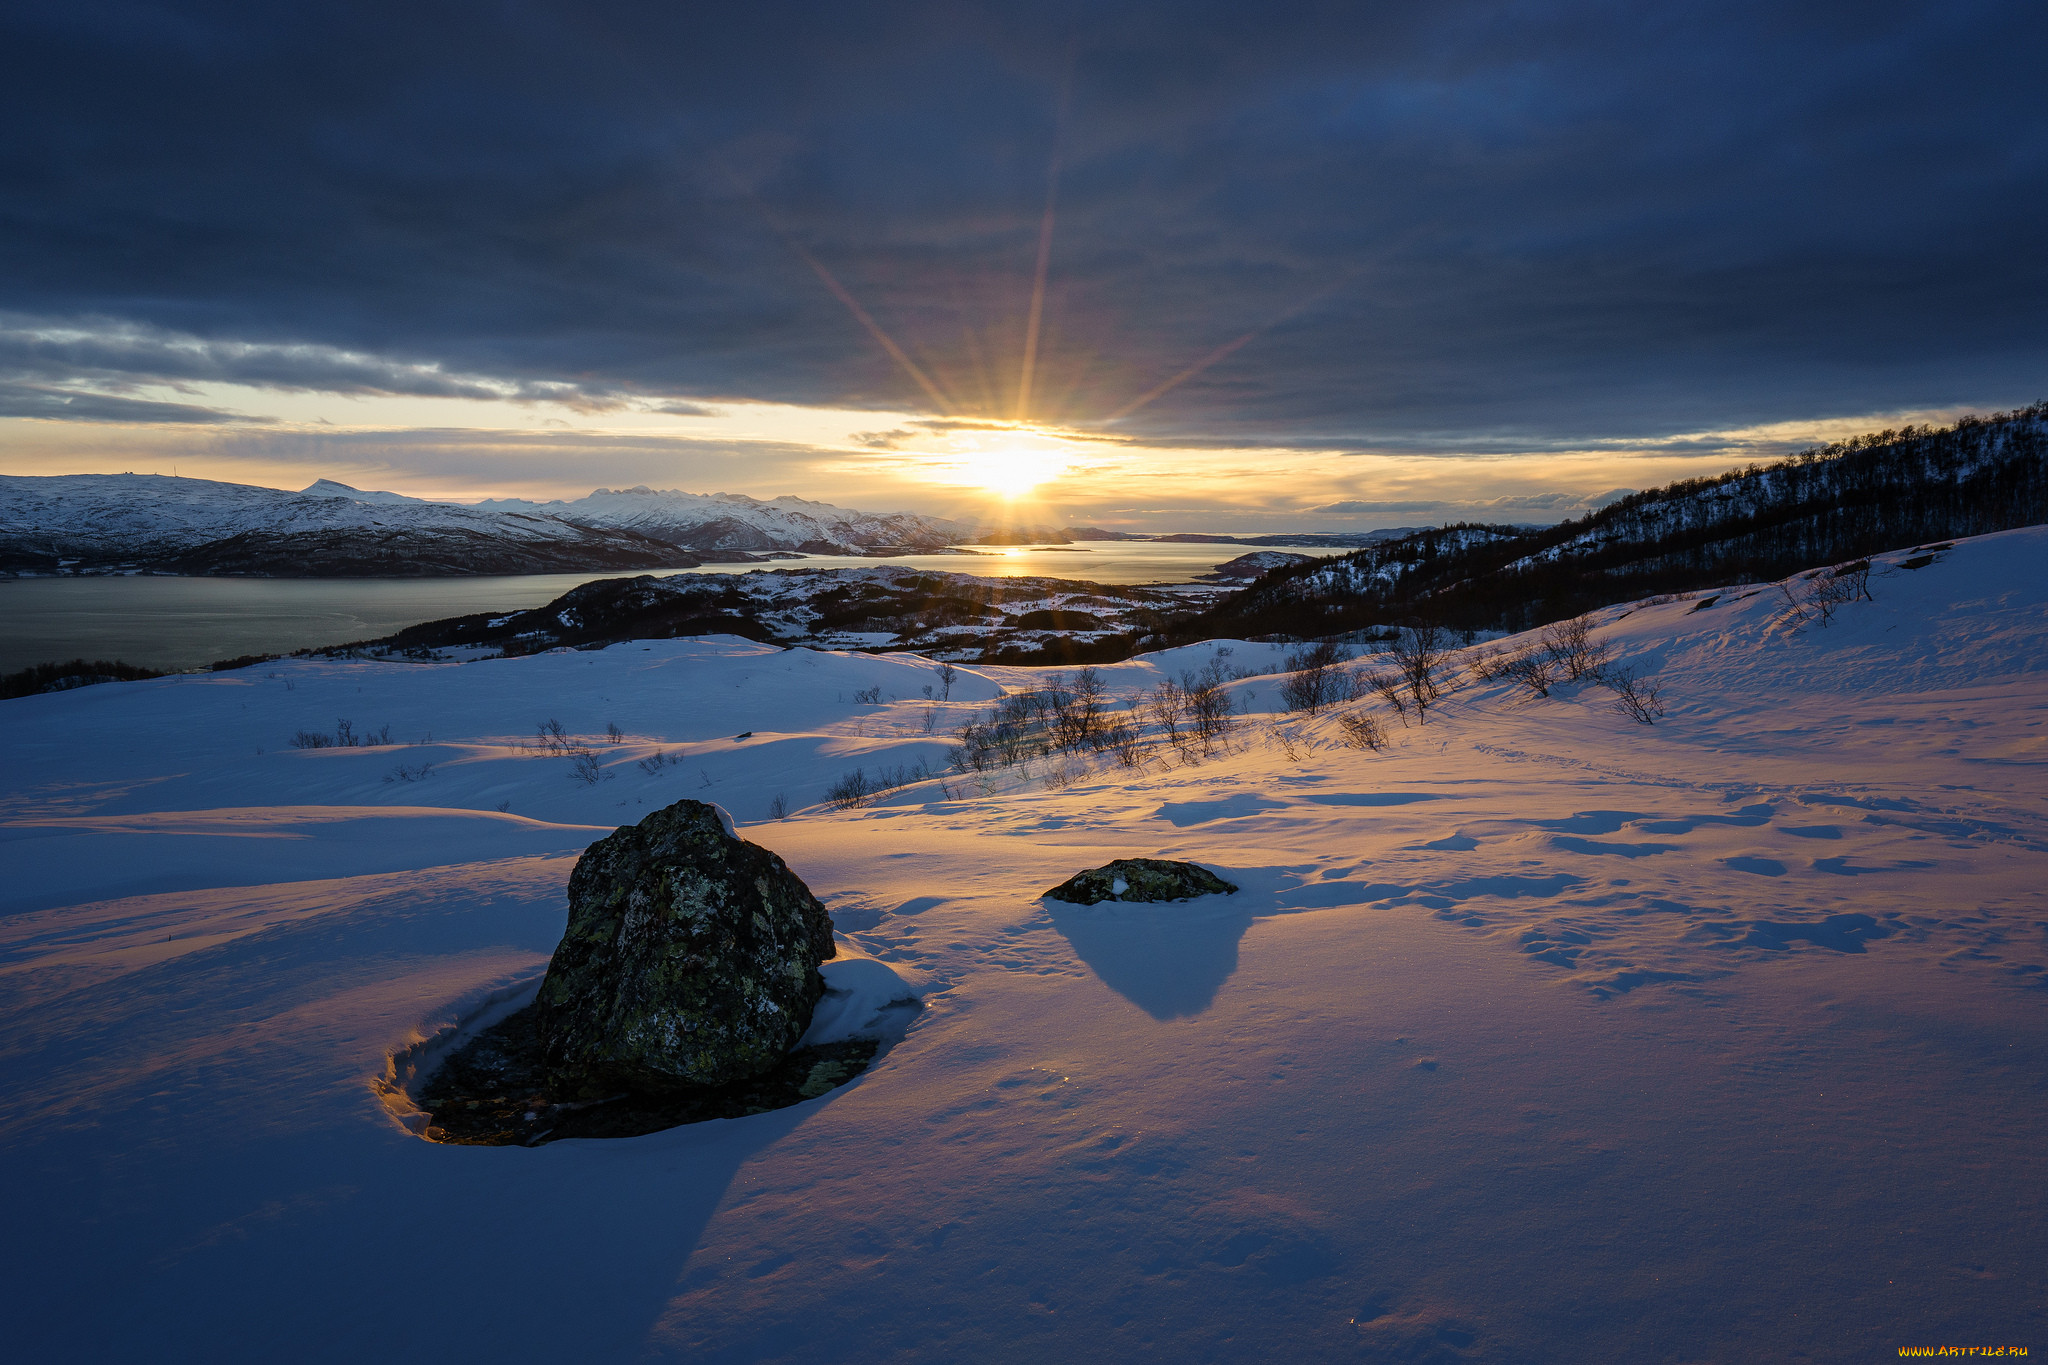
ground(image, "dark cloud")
xmin=3 ymin=1 xmax=2043 ymax=445
xmin=0 ymin=382 xmax=260 ymax=424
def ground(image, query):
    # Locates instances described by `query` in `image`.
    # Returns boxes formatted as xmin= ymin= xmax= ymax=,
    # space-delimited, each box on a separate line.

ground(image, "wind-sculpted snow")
xmin=1 ymin=527 xmax=2045 ymax=1359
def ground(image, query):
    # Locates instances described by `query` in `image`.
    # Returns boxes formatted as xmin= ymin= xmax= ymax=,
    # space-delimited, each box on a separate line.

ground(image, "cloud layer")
xmin=2 ymin=1 xmax=2043 ymax=489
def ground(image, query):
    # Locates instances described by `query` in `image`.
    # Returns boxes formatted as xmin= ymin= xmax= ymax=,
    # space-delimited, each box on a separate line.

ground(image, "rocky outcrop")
xmin=535 ymin=799 xmax=836 ymax=1097
xmin=1044 ymin=858 xmax=1237 ymax=905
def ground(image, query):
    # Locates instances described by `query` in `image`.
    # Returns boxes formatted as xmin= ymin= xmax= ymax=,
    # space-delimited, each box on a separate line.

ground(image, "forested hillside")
xmin=1192 ymin=401 xmax=2048 ymax=638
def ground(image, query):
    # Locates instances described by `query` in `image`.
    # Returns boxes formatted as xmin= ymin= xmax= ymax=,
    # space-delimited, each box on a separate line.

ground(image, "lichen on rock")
xmin=1043 ymin=858 xmax=1237 ymax=906
xmin=535 ymin=798 xmax=836 ymax=1097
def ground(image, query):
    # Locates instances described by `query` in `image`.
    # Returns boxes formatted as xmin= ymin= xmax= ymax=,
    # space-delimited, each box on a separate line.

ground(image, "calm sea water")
xmin=0 ymin=541 xmax=1341 ymax=674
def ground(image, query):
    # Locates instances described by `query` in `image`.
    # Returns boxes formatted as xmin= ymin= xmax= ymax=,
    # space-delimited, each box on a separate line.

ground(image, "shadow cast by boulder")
xmin=1045 ymin=897 xmax=1256 ymax=1021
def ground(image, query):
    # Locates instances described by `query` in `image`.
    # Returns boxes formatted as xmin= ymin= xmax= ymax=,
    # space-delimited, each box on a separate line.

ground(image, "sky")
xmin=2 ymin=0 xmax=2044 ymax=531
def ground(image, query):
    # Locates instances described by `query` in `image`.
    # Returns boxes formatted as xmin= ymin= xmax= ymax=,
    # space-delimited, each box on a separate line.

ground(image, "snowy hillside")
xmin=2 ymin=527 xmax=2043 ymax=1359
xmin=474 ymin=486 xmax=993 ymax=554
xmin=1201 ymin=401 xmax=2048 ymax=637
xmin=0 ymin=473 xmax=691 ymax=576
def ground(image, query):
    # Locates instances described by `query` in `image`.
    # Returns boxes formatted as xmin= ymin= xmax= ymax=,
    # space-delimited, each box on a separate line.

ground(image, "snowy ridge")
xmin=472 ymin=485 xmax=990 ymax=553
xmin=0 ymin=474 xmax=1062 ymax=575
xmin=0 ymin=472 xmax=689 ymax=575
xmin=1197 ymin=402 xmax=2048 ymax=640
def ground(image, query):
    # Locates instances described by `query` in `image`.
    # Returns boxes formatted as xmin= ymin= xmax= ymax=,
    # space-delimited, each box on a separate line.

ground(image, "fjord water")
xmin=0 ymin=541 xmax=1341 ymax=674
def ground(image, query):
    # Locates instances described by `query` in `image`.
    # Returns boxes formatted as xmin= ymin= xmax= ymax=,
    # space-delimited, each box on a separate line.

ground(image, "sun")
xmin=938 ymin=443 xmax=1071 ymax=499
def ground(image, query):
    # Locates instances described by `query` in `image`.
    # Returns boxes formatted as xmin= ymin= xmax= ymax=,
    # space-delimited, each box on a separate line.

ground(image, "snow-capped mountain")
xmin=0 ymin=474 xmax=1053 ymax=577
xmin=0 ymin=474 xmax=690 ymax=577
xmin=301 ymin=478 xmax=425 ymax=506
xmin=472 ymin=486 xmax=988 ymax=554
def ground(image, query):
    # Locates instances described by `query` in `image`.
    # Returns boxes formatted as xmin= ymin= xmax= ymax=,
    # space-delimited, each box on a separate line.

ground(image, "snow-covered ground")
xmin=3 ymin=528 xmax=2044 ymax=1360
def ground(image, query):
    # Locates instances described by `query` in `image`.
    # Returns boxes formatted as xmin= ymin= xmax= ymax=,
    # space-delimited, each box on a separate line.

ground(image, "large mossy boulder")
xmin=1044 ymin=858 xmax=1237 ymax=906
xmin=535 ymin=799 xmax=836 ymax=1096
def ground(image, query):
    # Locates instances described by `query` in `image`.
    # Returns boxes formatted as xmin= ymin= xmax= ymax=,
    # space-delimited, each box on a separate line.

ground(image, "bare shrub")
xmin=1043 ymin=669 xmax=1095 ymax=751
xmin=828 ymin=759 xmax=935 ymax=809
xmin=1100 ymin=712 xmax=1150 ymax=767
xmin=1604 ymin=665 xmax=1665 ymax=724
xmin=1780 ymin=560 xmax=1875 ymax=631
xmin=384 ymin=761 xmax=434 ymax=783
xmin=1183 ymin=670 xmax=1238 ymax=750
xmin=292 ymin=718 xmax=391 ymax=749
xmin=1472 ymin=647 xmax=1555 ymax=699
xmin=1268 ymin=723 xmax=1305 ymax=762
xmin=568 ymin=751 xmax=611 ymax=784
xmin=534 ymin=718 xmax=576 ymax=755
xmin=937 ymin=661 xmax=958 ymax=699
xmin=1147 ymin=678 xmax=1189 ymax=756
xmin=1541 ymin=616 xmax=1609 ymax=682
xmin=1336 ymin=711 xmax=1387 ymax=751
xmin=826 ymin=769 xmax=874 ymax=808
xmin=605 ymin=722 xmax=625 ymax=743
xmin=852 ymin=685 xmax=884 ymax=705
xmin=768 ymin=793 xmax=789 ymax=820
xmin=1279 ymin=640 xmax=1353 ymax=715
xmin=636 ymin=750 xmax=677 ymax=775
xmin=921 ymin=707 xmax=940 ymax=735
xmin=1363 ymin=669 xmax=1410 ymax=724
xmin=1390 ymin=624 xmax=1460 ymax=718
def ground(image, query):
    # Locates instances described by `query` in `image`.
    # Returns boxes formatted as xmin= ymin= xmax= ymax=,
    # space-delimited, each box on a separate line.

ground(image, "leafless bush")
xmin=291 ymin=718 xmax=391 ymax=749
xmin=1050 ymin=667 xmax=1110 ymax=752
xmin=1391 ymin=624 xmax=1460 ymax=717
xmin=1336 ymin=711 xmax=1387 ymax=751
xmin=852 ymin=685 xmax=884 ymax=705
xmin=568 ymin=750 xmax=612 ymax=784
xmin=1779 ymin=560 xmax=1874 ymax=630
xmin=768 ymin=793 xmax=789 ymax=820
xmin=384 ymin=761 xmax=434 ymax=783
xmin=1268 ymin=723 xmax=1305 ymax=762
xmin=1147 ymin=678 xmax=1190 ymax=756
xmin=827 ymin=769 xmax=874 ymax=808
xmin=534 ymin=718 xmax=577 ymax=755
xmin=937 ymin=661 xmax=958 ymax=700
xmin=1541 ymin=616 xmax=1609 ymax=682
xmin=921 ymin=707 xmax=940 ymax=734
xmin=1603 ymin=665 xmax=1665 ymax=724
xmin=1101 ymin=714 xmax=1150 ymax=768
xmin=1472 ymin=647 xmax=1556 ymax=699
xmin=826 ymin=759 xmax=934 ymax=809
xmin=1363 ymin=669 xmax=1410 ymax=724
xmin=1182 ymin=669 xmax=1238 ymax=749
xmin=605 ymin=722 xmax=624 ymax=743
xmin=1279 ymin=640 xmax=1353 ymax=715
xmin=636 ymin=750 xmax=677 ymax=775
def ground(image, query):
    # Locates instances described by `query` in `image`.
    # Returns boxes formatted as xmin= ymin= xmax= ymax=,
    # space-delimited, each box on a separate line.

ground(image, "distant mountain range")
xmin=0 ymin=476 xmax=1059 ymax=577
xmin=472 ymin=485 xmax=981 ymax=555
